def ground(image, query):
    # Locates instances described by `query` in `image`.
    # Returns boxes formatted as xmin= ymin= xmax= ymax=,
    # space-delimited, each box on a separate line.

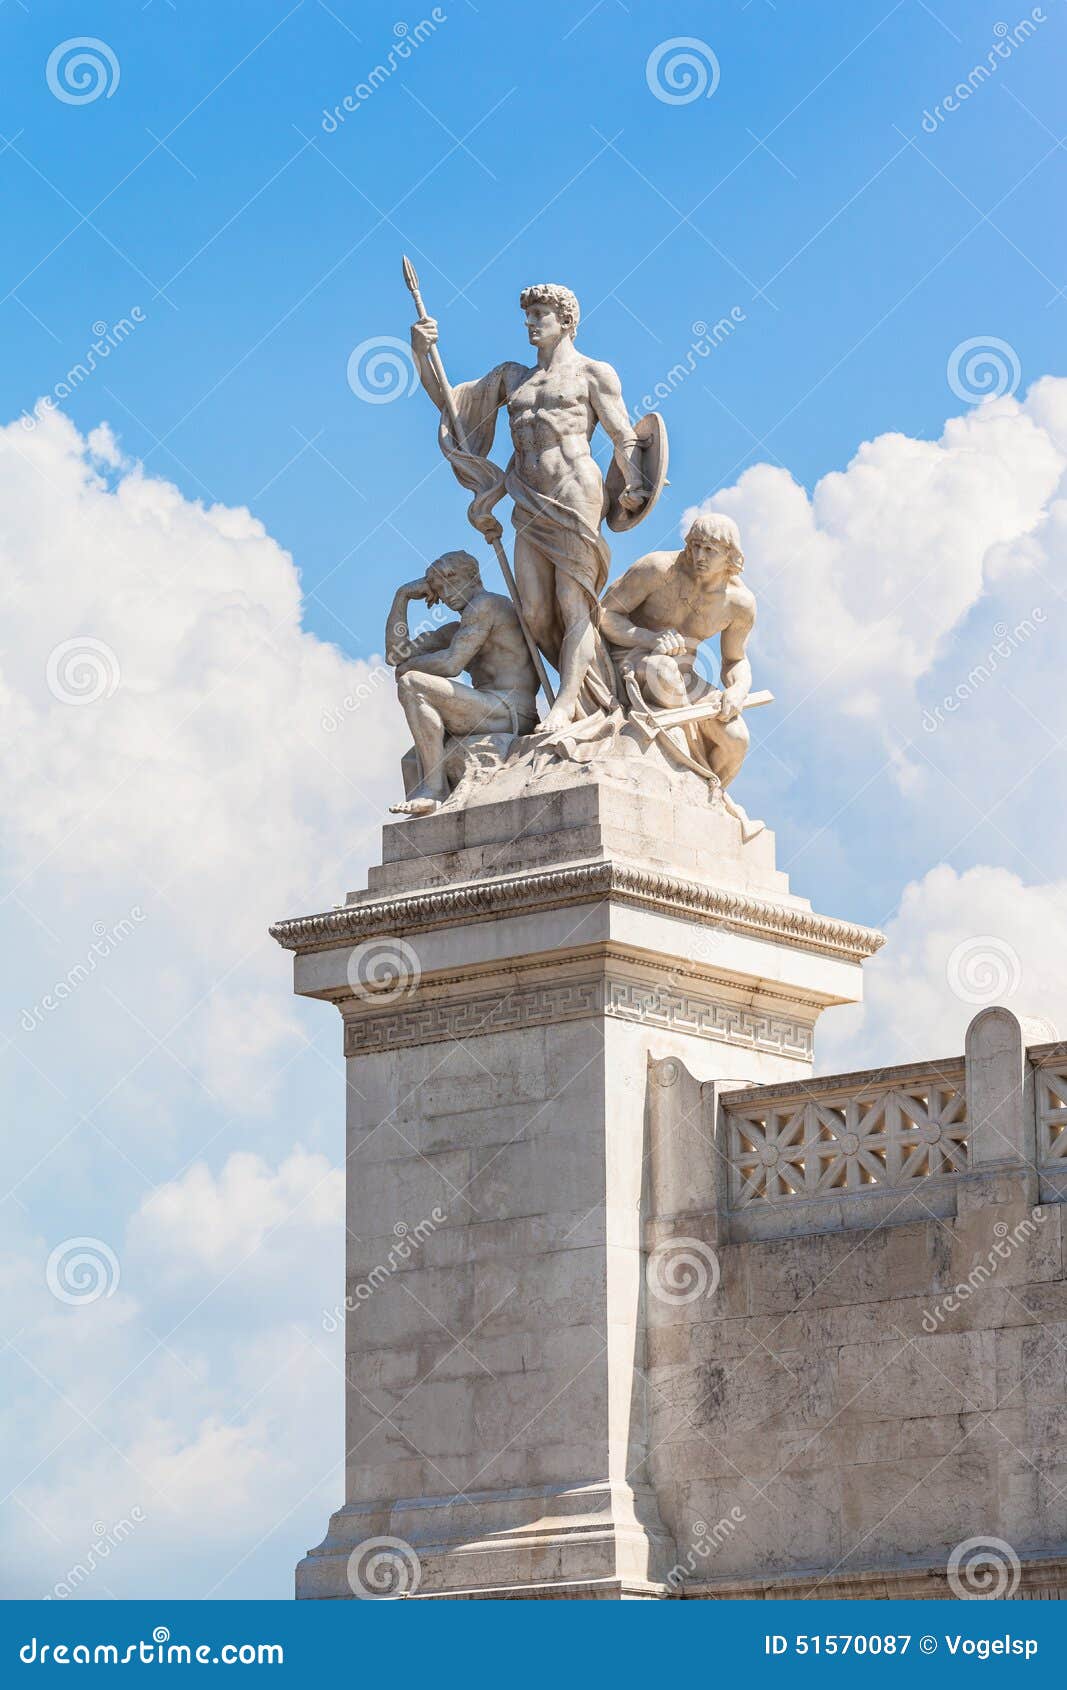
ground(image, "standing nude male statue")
xmin=410 ymin=285 xmax=652 ymax=734
xmin=386 ymin=549 xmax=538 ymax=816
xmin=599 ymin=512 xmax=757 ymax=794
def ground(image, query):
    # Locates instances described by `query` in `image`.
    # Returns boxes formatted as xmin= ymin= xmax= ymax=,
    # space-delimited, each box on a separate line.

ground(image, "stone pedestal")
xmin=271 ymin=757 xmax=882 ymax=1598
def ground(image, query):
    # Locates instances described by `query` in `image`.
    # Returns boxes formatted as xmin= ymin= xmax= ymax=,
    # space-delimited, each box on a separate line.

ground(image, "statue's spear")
xmin=402 ymin=256 xmax=556 ymax=709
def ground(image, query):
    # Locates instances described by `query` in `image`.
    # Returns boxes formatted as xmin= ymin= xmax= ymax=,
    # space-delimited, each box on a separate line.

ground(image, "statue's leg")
xmin=392 ymin=673 xmax=520 ymax=814
xmin=699 ymin=713 xmax=750 ymax=789
xmin=514 ymin=532 xmax=561 ymax=669
xmin=395 ymin=673 xmax=451 ymax=804
xmin=543 ymin=573 xmax=596 ymax=733
xmin=638 ymin=653 xmax=688 ymax=710
xmin=699 ymin=713 xmax=764 ymax=840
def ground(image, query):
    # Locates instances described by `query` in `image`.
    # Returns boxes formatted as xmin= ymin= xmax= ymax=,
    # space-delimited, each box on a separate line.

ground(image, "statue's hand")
xmin=619 ymin=485 xmax=646 ymax=514
xmin=651 ymin=630 xmax=686 ymax=657
xmin=471 ymin=512 xmax=503 ymax=544
xmin=719 ymin=685 xmax=748 ymax=724
xmin=411 ymin=315 xmax=439 ymax=356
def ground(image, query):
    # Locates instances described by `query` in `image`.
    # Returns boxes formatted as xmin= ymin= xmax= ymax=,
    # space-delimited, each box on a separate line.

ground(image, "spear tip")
xmin=401 ymin=254 xmax=419 ymax=295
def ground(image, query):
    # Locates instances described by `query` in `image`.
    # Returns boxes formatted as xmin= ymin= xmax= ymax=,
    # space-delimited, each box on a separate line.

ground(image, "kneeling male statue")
xmin=386 ymin=549 xmax=539 ymax=816
xmin=599 ymin=511 xmax=764 ymax=834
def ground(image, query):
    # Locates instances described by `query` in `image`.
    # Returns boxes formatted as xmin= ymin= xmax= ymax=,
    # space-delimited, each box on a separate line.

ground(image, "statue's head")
xmin=520 ymin=283 xmax=580 ymax=349
xmin=426 ymin=548 xmax=482 ymax=610
xmin=683 ymin=512 xmax=743 ymax=578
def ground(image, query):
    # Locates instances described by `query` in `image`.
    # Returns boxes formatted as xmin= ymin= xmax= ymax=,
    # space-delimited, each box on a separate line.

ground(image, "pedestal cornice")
xmin=270 ymin=856 xmax=885 ymax=966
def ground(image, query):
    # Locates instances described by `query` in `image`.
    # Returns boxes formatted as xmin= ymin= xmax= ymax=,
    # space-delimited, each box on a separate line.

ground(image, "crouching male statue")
xmin=599 ymin=511 xmax=757 ymax=795
xmin=386 ymin=548 xmax=539 ymax=816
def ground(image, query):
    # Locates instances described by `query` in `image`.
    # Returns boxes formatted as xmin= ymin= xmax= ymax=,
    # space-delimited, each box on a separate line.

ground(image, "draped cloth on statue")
xmin=503 ymin=467 xmax=609 ymax=605
xmin=439 ymin=367 xmax=621 ymax=708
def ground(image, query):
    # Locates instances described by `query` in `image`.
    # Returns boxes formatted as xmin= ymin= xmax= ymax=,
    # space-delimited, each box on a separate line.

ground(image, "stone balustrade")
xmin=708 ymin=1011 xmax=1065 ymax=1241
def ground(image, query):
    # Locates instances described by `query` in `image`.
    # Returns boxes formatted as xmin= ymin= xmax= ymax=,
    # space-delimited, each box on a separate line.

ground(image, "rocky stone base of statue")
xmin=402 ymin=708 xmax=756 ymax=831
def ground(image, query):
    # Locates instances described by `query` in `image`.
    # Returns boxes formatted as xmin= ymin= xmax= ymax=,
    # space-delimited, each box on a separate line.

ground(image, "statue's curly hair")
xmin=519 ymin=283 xmax=580 ymax=337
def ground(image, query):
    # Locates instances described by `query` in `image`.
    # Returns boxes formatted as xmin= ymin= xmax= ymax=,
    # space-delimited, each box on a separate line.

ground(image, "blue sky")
xmin=2 ymin=0 xmax=1067 ymax=1601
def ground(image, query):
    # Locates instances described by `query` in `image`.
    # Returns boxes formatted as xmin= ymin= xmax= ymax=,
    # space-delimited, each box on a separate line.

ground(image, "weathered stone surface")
xmin=277 ymin=770 xmax=875 ymax=1598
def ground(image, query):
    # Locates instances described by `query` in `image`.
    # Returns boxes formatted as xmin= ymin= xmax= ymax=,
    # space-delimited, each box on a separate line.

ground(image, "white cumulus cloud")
xmin=686 ymin=378 xmax=1067 ymax=723
xmin=819 ymin=863 xmax=1067 ymax=1071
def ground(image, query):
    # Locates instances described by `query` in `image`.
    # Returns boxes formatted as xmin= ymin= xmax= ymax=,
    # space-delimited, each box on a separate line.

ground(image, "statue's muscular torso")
xmin=602 ymin=551 xmax=755 ymax=682
xmin=462 ymin=591 xmax=538 ymax=697
xmin=631 ymin=559 xmax=751 ymax=644
xmin=499 ymin=356 xmax=612 ymax=526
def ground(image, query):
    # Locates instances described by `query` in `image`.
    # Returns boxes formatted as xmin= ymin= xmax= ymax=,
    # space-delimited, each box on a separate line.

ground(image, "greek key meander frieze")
xmin=723 ymin=1075 xmax=968 ymax=1208
xmin=343 ymin=975 xmax=814 ymax=1058
xmin=606 ymin=980 xmax=812 ymax=1058
xmin=272 ymin=859 xmax=885 ymax=964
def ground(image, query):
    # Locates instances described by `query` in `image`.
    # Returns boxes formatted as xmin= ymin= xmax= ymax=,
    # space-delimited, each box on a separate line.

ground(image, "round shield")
xmin=605 ymin=411 xmax=669 ymax=533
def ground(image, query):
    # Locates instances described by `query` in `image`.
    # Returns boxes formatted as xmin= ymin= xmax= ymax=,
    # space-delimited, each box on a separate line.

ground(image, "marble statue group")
xmin=387 ymin=260 xmax=771 ymax=839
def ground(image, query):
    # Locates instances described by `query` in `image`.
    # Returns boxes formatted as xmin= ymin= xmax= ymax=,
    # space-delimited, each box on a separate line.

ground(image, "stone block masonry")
xmin=273 ymin=767 xmax=1062 ymax=1599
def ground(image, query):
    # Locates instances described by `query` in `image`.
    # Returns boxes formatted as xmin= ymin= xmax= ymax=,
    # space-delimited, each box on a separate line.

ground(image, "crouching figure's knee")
xmin=642 ymin=653 xmax=686 ymax=707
